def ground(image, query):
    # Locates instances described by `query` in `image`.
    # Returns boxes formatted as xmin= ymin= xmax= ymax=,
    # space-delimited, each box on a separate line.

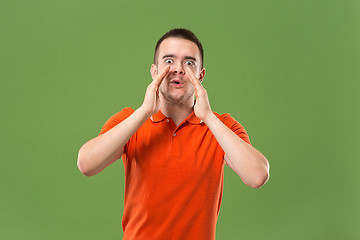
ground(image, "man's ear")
xmin=150 ymin=64 xmax=158 ymax=79
xmin=198 ymin=68 xmax=206 ymax=83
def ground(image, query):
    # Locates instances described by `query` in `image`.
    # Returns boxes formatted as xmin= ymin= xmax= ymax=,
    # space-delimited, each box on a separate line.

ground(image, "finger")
xmin=186 ymin=67 xmax=203 ymax=85
xmin=185 ymin=67 xmax=203 ymax=91
xmin=154 ymin=66 xmax=169 ymax=96
xmin=154 ymin=65 xmax=170 ymax=87
xmin=185 ymin=68 xmax=201 ymax=99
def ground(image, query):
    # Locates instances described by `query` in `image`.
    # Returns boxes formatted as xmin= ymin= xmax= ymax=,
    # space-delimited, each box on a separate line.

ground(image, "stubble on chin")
xmin=159 ymin=86 xmax=194 ymax=105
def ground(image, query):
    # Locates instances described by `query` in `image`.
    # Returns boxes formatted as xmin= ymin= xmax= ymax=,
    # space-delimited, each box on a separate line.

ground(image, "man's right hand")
xmin=140 ymin=65 xmax=170 ymax=117
xmin=77 ymin=65 xmax=170 ymax=177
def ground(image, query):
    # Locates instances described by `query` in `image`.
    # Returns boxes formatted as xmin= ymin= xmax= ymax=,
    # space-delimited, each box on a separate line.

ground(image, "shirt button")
xmin=166 ymin=119 xmax=169 ymax=122
xmin=173 ymin=133 xmax=176 ymax=137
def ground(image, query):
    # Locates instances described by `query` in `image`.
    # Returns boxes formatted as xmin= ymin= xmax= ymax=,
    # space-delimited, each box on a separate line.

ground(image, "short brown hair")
xmin=153 ymin=28 xmax=204 ymax=69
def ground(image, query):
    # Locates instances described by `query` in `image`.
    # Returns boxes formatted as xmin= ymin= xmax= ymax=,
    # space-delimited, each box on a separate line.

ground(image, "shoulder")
xmin=98 ymin=107 xmax=135 ymax=136
xmin=212 ymin=111 xmax=236 ymax=123
xmin=212 ymin=111 xmax=251 ymax=145
xmin=110 ymin=107 xmax=135 ymax=120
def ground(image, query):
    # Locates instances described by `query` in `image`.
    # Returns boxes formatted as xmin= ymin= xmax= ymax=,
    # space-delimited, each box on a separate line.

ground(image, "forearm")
xmin=77 ymin=107 xmax=151 ymax=176
xmin=77 ymin=66 xmax=170 ymax=176
xmin=203 ymin=114 xmax=269 ymax=189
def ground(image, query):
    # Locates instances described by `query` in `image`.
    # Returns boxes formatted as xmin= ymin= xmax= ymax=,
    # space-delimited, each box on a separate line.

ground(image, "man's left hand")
xmin=186 ymin=67 xmax=214 ymax=122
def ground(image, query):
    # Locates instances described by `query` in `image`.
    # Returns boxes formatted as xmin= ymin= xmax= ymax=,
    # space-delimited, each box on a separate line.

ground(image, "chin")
xmin=171 ymin=94 xmax=194 ymax=104
xmin=161 ymin=88 xmax=194 ymax=103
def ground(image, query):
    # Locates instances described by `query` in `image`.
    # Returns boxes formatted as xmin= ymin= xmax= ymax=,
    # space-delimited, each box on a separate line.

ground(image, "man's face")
xmin=151 ymin=37 xmax=205 ymax=104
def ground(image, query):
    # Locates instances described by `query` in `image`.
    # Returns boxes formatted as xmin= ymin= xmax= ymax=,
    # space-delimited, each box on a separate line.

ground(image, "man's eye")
xmin=185 ymin=61 xmax=194 ymax=66
xmin=165 ymin=59 xmax=173 ymax=64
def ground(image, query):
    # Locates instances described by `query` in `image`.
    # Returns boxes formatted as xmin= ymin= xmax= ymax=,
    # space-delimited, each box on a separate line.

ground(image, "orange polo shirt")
xmin=98 ymin=107 xmax=251 ymax=240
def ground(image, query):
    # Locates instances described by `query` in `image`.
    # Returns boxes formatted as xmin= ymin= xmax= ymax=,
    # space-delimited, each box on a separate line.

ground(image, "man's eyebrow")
xmin=184 ymin=56 xmax=196 ymax=61
xmin=162 ymin=54 xmax=176 ymax=59
xmin=162 ymin=54 xmax=197 ymax=62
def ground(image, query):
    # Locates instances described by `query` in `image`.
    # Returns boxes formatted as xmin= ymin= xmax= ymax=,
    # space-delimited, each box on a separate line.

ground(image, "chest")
xmin=124 ymin=121 xmax=224 ymax=178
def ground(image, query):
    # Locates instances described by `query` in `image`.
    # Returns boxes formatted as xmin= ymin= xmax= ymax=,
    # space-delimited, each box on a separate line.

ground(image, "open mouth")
xmin=170 ymin=79 xmax=184 ymax=87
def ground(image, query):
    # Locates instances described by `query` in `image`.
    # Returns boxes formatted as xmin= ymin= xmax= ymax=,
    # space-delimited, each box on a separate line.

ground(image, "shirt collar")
xmin=150 ymin=110 xmax=203 ymax=124
xmin=150 ymin=111 xmax=167 ymax=122
xmin=186 ymin=111 xmax=203 ymax=124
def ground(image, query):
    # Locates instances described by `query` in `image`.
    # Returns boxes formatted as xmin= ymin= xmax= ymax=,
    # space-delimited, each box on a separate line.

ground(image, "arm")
xmin=203 ymin=115 xmax=269 ymax=189
xmin=77 ymin=108 xmax=150 ymax=176
xmin=186 ymin=67 xmax=270 ymax=189
xmin=77 ymin=66 xmax=170 ymax=176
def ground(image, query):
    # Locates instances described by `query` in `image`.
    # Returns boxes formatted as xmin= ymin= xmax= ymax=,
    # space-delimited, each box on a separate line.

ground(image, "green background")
xmin=1 ymin=0 xmax=359 ymax=239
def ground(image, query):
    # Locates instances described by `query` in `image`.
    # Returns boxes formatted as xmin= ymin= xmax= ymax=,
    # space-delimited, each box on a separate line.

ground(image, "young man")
xmin=77 ymin=28 xmax=270 ymax=239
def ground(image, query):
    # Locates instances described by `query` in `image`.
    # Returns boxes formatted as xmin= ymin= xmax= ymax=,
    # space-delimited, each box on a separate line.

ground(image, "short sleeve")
xmin=221 ymin=113 xmax=252 ymax=146
xmin=98 ymin=107 xmax=135 ymax=136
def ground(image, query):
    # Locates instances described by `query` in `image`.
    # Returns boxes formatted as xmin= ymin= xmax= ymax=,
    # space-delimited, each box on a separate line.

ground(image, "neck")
xmin=160 ymin=96 xmax=195 ymax=126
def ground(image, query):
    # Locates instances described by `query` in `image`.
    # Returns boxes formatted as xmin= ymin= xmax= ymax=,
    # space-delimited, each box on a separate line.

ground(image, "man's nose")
xmin=172 ymin=63 xmax=185 ymax=74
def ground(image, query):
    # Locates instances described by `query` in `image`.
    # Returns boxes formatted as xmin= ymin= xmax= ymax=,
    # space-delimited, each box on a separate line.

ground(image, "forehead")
xmin=157 ymin=37 xmax=200 ymax=60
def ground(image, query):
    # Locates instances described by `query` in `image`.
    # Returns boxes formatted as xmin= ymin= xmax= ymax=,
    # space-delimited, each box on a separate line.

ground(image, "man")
xmin=77 ymin=28 xmax=270 ymax=239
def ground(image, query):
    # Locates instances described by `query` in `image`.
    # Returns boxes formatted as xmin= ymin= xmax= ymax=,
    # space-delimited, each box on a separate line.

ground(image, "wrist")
xmin=137 ymin=105 xmax=154 ymax=120
xmin=202 ymin=112 xmax=217 ymax=125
